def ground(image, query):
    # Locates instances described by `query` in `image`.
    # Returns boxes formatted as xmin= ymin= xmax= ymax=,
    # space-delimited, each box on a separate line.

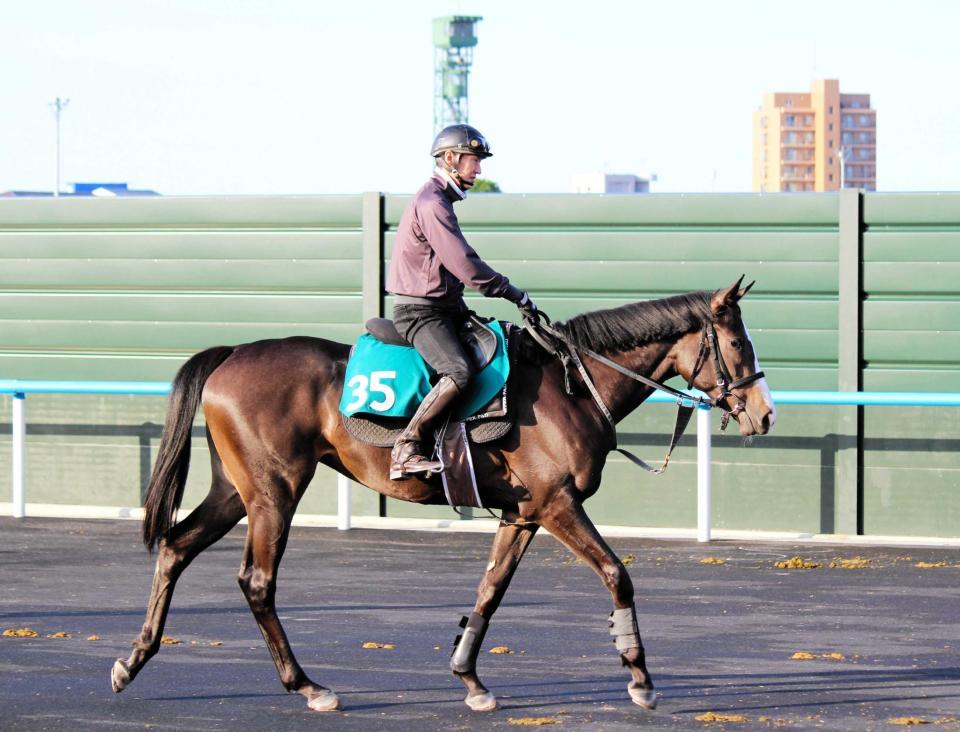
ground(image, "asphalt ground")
xmin=1 ymin=517 xmax=959 ymax=731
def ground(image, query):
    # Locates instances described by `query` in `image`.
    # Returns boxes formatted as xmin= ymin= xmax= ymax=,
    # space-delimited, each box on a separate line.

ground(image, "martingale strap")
xmin=614 ymin=404 xmax=695 ymax=474
xmin=561 ymin=327 xmax=702 ymax=475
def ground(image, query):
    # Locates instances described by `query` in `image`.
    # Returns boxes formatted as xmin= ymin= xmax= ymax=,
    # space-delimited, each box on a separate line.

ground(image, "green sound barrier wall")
xmin=1 ymin=192 xmax=957 ymax=536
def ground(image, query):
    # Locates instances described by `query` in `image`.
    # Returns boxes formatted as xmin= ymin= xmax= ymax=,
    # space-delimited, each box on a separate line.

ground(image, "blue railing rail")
xmin=5 ymin=379 xmax=960 ymax=406
xmin=4 ymin=380 xmax=960 ymax=538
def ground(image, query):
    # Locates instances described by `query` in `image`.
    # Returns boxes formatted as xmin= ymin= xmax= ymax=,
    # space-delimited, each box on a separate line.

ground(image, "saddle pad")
xmin=341 ymin=410 xmax=513 ymax=448
xmin=339 ymin=320 xmax=510 ymax=421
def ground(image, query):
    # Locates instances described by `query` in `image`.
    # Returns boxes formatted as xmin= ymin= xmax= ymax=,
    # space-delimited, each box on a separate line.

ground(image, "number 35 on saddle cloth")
xmin=339 ymin=317 xmax=516 ymax=509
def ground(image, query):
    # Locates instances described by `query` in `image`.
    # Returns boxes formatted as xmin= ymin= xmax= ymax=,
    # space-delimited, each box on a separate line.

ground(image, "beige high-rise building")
xmin=752 ymin=79 xmax=876 ymax=192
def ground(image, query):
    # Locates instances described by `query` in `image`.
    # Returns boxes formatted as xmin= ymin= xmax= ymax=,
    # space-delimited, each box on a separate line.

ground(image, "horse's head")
xmin=681 ymin=276 xmax=776 ymax=436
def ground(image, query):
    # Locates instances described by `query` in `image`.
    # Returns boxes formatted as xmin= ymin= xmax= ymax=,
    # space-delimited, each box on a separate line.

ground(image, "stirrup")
xmin=389 ymin=453 xmax=445 ymax=481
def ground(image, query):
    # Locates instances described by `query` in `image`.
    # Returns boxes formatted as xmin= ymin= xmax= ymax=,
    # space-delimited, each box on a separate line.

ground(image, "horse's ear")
xmin=710 ymin=275 xmax=746 ymax=314
xmin=739 ymin=280 xmax=756 ymax=299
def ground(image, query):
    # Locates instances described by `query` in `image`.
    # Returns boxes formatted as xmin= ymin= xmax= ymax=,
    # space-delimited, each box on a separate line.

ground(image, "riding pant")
xmin=393 ymin=300 xmax=474 ymax=391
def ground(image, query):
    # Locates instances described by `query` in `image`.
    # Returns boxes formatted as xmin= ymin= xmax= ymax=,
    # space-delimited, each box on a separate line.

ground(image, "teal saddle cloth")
xmin=338 ymin=320 xmax=510 ymax=421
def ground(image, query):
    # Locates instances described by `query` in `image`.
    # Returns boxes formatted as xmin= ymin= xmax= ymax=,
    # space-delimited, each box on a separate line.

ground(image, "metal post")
xmin=336 ymin=474 xmax=351 ymax=530
xmin=12 ymin=393 xmax=26 ymax=518
xmin=50 ymin=97 xmax=70 ymax=196
xmin=696 ymin=404 xmax=712 ymax=542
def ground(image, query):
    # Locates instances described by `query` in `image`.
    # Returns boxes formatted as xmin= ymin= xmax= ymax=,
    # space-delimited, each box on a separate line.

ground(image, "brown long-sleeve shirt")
xmin=386 ymin=173 xmax=522 ymax=304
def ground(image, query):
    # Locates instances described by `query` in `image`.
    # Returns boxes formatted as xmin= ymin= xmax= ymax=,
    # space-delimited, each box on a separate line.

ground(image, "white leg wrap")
xmin=609 ymin=605 xmax=641 ymax=653
xmin=451 ymin=612 xmax=489 ymax=673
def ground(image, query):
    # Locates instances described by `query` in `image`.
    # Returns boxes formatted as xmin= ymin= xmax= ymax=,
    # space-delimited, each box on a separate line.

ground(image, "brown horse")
xmin=111 ymin=277 xmax=775 ymax=713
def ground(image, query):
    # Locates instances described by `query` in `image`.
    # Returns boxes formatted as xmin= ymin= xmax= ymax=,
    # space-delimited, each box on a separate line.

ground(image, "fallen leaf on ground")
xmin=791 ymin=651 xmax=845 ymax=661
xmin=701 ymin=557 xmax=726 ymax=565
xmin=160 ymin=636 xmax=182 ymax=645
xmin=489 ymin=646 xmax=514 ymax=654
xmin=888 ymin=717 xmax=929 ymax=725
xmin=362 ymin=642 xmax=395 ymax=649
xmin=508 ymin=717 xmax=560 ymax=726
xmin=3 ymin=628 xmax=38 ymax=638
xmin=775 ymin=556 xmax=822 ymax=569
xmin=695 ymin=711 xmax=748 ymax=723
xmin=47 ymin=632 xmax=71 ymax=638
xmin=914 ymin=562 xmax=946 ymax=569
xmin=87 ymin=635 xmax=101 ymax=641
xmin=621 ymin=553 xmax=636 ymax=565
xmin=209 ymin=641 xmax=223 ymax=646
xmin=830 ymin=557 xmax=871 ymax=569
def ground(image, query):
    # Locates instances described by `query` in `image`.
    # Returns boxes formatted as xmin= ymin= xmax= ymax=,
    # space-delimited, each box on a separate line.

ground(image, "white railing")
xmin=3 ymin=380 xmax=960 ymax=541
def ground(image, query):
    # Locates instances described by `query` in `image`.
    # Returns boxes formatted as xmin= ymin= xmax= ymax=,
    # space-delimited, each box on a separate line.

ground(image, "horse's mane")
xmin=553 ymin=291 xmax=713 ymax=353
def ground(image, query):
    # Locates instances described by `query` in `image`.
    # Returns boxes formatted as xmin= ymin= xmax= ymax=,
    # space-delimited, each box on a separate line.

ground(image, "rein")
xmin=523 ymin=314 xmax=764 ymax=474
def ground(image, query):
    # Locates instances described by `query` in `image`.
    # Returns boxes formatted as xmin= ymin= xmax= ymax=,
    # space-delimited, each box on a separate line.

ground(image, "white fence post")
xmin=337 ymin=474 xmax=351 ymax=530
xmin=696 ymin=404 xmax=712 ymax=542
xmin=12 ymin=393 xmax=26 ymax=518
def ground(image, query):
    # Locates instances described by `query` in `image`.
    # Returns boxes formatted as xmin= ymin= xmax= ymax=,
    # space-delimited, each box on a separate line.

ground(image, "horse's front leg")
xmin=451 ymin=511 xmax=539 ymax=712
xmin=540 ymin=492 xmax=657 ymax=709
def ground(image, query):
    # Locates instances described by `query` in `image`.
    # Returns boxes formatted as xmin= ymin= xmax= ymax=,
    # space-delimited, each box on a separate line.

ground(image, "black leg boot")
xmin=389 ymin=376 xmax=460 ymax=480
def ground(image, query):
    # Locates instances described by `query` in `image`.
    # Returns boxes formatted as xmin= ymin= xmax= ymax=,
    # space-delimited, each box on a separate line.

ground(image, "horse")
xmin=110 ymin=276 xmax=775 ymax=713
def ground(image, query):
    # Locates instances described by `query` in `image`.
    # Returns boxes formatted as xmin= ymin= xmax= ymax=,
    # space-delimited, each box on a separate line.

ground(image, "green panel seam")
xmin=836 ymin=189 xmax=863 ymax=535
xmin=362 ymin=192 xmax=385 ymax=323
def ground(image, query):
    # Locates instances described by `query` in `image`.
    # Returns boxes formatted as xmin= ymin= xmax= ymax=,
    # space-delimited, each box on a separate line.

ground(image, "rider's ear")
xmin=710 ymin=275 xmax=746 ymax=314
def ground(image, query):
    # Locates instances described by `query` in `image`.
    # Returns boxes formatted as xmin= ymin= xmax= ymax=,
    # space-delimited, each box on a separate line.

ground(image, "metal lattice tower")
xmin=433 ymin=16 xmax=482 ymax=134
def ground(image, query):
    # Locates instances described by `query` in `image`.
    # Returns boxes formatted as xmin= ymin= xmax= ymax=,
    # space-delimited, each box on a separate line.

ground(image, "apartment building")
xmin=753 ymin=79 xmax=876 ymax=192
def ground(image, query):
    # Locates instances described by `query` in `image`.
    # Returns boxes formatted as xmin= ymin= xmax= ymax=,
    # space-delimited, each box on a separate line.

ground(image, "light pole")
xmin=837 ymin=145 xmax=850 ymax=189
xmin=50 ymin=97 xmax=70 ymax=196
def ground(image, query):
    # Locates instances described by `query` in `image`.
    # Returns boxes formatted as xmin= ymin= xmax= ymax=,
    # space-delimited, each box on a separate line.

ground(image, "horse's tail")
xmin=142 ymin=346 xmax=235 ymax=552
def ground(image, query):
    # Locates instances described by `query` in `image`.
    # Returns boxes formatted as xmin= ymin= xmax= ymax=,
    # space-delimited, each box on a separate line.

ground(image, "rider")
xmin=386 ymin=124 xmax=537 ymax=480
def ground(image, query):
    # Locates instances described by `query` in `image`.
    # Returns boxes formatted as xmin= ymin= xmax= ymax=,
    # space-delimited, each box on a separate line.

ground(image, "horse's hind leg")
xmin=451 ymin=512 xmax=539 ymax=712
xmin=112 ymin=453 xmax=245 ymax=692
xmin=237 ymin=489 xmax=340 ymax=712
xmin=540 ymin=494 xmax=657 ymax=709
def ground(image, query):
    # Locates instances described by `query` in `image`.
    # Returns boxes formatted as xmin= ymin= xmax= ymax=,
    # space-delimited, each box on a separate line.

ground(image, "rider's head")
xmin=431 ymin=124 xmax=492 ymax=190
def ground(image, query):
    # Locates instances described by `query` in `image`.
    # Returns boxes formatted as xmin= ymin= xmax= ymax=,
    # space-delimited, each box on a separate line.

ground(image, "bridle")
xmin=523 ymin=314 xmax=765 ymax=473
xmin=693 ymin=321 xmax=766 ymax=432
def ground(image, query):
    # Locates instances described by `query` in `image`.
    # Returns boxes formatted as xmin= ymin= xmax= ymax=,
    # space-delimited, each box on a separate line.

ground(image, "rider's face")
xmin=447 ymin=152 xmax=482 ymax=188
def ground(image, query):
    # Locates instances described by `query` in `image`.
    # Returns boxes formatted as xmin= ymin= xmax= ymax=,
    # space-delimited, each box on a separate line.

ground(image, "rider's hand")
xmin=517 ymin=291 xmax=538 ymax=319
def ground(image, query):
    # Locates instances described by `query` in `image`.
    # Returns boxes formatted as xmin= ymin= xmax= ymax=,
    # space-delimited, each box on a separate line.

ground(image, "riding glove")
xmin=517 ymin=291 xmax=538 ymax=318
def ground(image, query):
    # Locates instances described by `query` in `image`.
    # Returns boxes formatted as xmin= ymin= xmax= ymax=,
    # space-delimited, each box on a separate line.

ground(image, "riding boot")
xmin=390 ymin=376 xmax=460 ymax=480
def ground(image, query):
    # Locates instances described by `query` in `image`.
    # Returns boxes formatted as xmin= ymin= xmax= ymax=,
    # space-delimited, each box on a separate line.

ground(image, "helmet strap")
xmin=442 ymin=152 xmax=473 ymax=190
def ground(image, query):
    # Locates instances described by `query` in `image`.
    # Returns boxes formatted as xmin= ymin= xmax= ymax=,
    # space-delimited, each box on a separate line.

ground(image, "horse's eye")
xmin=730 ymin=338 xmax=743 ymax=350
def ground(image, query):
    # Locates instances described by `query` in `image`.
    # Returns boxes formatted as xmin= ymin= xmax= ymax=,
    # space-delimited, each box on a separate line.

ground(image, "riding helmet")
xmin=430 ymin=124 xmax=493 ymax=159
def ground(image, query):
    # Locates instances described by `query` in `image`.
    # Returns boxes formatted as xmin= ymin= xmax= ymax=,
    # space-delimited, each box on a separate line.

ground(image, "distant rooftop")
xmin=570 ymin=173 xmax=655 ymax=194
xmin=1 ymin=182 xmax=160 ymax=198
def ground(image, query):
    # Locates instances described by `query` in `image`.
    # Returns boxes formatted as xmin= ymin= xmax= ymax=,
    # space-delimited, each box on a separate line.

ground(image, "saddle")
xmin=340 ymin=318 xmax=518 ymax=510
xmin=364 ymin=314 xmax=500 ymax=372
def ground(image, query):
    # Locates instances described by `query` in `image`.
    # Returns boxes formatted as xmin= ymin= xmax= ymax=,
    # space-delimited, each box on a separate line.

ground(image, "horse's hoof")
xmin=628 ymin=682 xmax=657 ymax=709
xmin=465 ymin=691 xmax=498 ymax=712
xmin=111 ymin=659 xmax=132 ymax=693
xmin=306 ymin=689 xmax=341 ymax=712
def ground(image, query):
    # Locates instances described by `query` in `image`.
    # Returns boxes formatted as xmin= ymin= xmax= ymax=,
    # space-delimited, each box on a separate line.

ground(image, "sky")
xmin=2 ymin=0 xmax=958 ymax=195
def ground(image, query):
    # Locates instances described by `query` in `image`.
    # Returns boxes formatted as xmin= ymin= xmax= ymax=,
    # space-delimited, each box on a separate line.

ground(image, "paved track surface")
xmin=2 ymin=517 xmax=959 ymax=730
